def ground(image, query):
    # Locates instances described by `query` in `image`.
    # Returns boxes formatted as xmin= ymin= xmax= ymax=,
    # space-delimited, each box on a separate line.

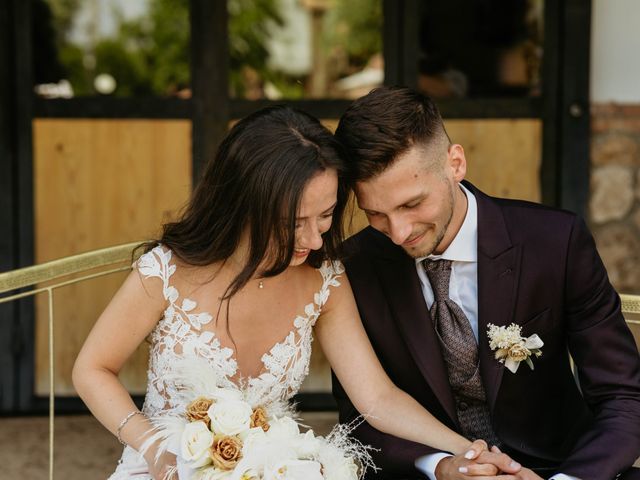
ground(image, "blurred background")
xmin=0 ymin=0 xmax=639 ymax=477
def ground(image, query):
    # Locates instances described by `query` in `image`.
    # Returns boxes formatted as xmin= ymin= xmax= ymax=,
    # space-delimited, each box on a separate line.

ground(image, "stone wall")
xmin=590 ymin=104 xmax=640 ymax=294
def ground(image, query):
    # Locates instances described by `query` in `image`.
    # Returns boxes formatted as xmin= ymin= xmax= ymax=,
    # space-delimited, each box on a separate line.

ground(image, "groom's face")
xmin=354 ymin=144 xmax=467 ymax=258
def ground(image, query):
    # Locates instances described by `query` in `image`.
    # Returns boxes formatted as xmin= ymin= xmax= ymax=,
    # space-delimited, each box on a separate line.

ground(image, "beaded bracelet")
xmin=116 ymin=410 xmax=146 ymax=446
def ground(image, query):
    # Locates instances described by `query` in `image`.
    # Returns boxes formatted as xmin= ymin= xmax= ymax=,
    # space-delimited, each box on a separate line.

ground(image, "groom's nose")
xmin=387 ymin=216 xmax=413 ymax=245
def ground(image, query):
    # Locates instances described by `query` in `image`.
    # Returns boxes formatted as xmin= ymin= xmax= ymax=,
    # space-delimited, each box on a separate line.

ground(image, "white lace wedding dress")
xmin=109 ymin=246 xmax=344 ymax=479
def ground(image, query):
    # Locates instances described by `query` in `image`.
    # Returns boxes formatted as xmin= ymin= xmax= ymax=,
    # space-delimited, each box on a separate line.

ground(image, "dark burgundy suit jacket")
xmin=333 ymin=182 xmax=640 ymax=480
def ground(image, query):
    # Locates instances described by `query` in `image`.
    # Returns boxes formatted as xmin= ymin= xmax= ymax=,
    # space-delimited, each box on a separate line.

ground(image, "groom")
xmin=332 ymin=86 xmax=640 ymax=479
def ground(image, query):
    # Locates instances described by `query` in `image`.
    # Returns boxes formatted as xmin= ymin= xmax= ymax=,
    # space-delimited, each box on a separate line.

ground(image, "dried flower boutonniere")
xmin=487 ymin=323 xmax=543 ymax=373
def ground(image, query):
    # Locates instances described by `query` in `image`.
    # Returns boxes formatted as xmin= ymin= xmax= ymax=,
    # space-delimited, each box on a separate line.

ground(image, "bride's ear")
xmin=447 ymin=144 xmax=467 ymax=182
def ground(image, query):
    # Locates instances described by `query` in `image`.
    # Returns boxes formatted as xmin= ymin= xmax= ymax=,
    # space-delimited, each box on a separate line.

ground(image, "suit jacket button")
xmin=458 ymin=401 xmax=469 ymax=411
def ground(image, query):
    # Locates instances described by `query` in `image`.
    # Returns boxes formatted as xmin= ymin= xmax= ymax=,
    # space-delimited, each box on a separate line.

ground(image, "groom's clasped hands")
xmin=436 ymin=441 xmax=542 ymax=480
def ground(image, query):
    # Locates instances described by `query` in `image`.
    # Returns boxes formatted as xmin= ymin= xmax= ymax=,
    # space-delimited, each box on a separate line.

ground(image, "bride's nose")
xmin=298 ymin=220 xmax=324 ymax=251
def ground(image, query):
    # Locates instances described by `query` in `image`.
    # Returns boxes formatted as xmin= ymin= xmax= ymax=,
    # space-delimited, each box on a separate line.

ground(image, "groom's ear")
xmin=447 ymin=144 xmax=467 ymax=182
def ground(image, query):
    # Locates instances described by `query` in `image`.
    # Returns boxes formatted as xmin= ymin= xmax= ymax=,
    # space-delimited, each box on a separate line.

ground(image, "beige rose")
xmin=210 ymin=435 xmax=242 ymax=470
xmin=250 ymin=407 xmax=270 ymax=432
xmin=507 ymin=343 xmax=531 ymax=362
xmin=187 ymin=397 xmax=214 ymax=425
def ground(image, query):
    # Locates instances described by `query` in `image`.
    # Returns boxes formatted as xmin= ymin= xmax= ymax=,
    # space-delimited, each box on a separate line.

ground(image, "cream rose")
xmin=265 ymin=416 xmax=300 ymax=441
xmin=181 ymin=420 xmax=215 ymax=468
xmin=208 ymin=399 xmax=253 ymax=436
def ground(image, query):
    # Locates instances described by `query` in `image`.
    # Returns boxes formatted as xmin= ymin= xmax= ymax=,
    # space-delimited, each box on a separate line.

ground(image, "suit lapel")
xmin=470 ymin=183 xmax=522 ymax=411
xmin=374 ymin=251 xmax=458 ymax=425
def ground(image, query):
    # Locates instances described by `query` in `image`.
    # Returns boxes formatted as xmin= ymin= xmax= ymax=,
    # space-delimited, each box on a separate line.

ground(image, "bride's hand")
xmin=436 ymin=441 xmax=521 ymax=478
xmin=462 ymin=439 xmax=489 ymax=460
xmin=145 ymin=449 xmax=177 ymax=480
xmin=458 ymin=442 xmax=521 ymax=477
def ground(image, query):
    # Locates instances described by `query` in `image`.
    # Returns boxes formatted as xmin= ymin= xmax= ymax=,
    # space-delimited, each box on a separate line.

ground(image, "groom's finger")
xmin=461 ymin=476 xmax=518 ymax=480
xmin=475 ymin=451 xmax=522 ymax=474
xmin=458 ymin=462 xmax=499 ymax=476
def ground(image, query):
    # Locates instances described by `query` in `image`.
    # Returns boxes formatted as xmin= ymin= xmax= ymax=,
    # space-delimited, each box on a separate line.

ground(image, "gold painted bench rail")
xmin=0 ymin=242 xmax=141 ymax=480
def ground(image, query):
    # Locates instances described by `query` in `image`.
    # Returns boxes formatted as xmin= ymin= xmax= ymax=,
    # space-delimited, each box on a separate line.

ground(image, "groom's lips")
xmin=403 ymin=231 xmax=426 ymax=247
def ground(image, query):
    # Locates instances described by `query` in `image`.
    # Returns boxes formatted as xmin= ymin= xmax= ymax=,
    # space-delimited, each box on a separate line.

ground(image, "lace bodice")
xmin=135 ymin=246 xmax=344 ymax=416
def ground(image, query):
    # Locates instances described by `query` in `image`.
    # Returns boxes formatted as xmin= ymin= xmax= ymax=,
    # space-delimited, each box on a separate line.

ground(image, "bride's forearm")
xmin=72 ymin=365 xmax=154 ymax=452
xmin=361 ymin=385 xmax=470 ymax=455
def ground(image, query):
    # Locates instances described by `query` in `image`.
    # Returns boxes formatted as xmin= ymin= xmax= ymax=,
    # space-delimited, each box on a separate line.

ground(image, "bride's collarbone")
xmin=176 ymin=264 xmax=319 ymax=329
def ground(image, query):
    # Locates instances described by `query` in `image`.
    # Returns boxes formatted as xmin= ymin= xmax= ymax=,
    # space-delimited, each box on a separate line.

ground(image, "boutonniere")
xmin=487 ymin=323 xmax=543 ymax=373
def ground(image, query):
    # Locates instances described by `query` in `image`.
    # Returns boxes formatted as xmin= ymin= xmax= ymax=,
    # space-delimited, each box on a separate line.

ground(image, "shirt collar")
xmin=415 ymin=182 xmax=477 ymax=265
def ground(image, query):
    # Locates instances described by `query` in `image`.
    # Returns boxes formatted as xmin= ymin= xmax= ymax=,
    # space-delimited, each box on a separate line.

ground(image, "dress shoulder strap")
xmin=134 ymin=245 xmax=178 ymax=304
xmin=313 ymin=260 xmax=345 ymax=310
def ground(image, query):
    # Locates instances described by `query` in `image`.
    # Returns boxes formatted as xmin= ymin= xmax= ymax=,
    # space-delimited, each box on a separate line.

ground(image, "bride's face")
xmin=289 ymin=168 xmax=339 ymax=266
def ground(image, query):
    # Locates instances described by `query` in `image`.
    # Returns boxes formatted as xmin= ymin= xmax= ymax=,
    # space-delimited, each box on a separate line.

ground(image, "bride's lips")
xmin=293 ymin=248 xmax=310 ymax=257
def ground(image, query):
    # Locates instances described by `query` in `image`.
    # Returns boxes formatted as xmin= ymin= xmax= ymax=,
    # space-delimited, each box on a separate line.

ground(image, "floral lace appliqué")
xmin=134 ymin=246 xmax=344 ymax=416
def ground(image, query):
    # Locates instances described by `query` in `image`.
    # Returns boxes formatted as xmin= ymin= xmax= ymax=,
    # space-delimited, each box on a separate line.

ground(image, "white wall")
xmin=591 ymin=0 xmax=640 ymax=103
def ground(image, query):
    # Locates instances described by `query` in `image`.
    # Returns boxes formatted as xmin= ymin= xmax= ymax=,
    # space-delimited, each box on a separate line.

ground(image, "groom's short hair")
xmin=335 ymin=86 xmax=451 ymax=182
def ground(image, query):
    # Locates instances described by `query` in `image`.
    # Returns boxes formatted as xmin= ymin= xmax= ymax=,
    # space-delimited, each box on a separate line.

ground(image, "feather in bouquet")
xmin=141 ymin=358 xmax=375 ymax=480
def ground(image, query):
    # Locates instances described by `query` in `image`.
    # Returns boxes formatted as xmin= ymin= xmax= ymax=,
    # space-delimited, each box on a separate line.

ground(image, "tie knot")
xmin=422 ymin=259 xmax=452 ymax=300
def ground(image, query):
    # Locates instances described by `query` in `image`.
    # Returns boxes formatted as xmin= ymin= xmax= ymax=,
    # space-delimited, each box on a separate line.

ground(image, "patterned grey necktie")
xmin=423 ymin=258 xmax=500 ymax=446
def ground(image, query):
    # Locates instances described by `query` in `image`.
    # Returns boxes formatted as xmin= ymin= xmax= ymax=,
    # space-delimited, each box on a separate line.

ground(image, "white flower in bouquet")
xmin=181 ymin=421 xmax=215 ymax=468
xmin=264 ymin=459 xmax=323 ymax=480
xmin=208 ymin=399 xmax=254 ymax=436
xmin=195 ymin=467 xmax=234 ymax=480
xmin=142 ymin=357 xmax=376 ymax=480
xmin=265 ymin=416 xmax=300 ymax=441
xmin=210 ymin=386 xmax=244 ymax=402
xmin=238 ymin=426 xmax=270 ymax=460
xmin=316 ymin=443 xmax=359 ymax=480
xmin=294 ymin=429 xmax=323 ymax=458
xmin=235 ymin=425 xmax=298 ymax=477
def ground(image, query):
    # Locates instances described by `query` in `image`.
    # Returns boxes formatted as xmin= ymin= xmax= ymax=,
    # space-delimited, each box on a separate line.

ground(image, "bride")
xmin=72 ymin=106 xmax=514 ymax=479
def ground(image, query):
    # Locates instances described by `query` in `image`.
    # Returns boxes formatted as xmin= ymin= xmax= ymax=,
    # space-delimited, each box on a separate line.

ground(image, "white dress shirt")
xmin=413 ymin=184 xmax=577 ymax=480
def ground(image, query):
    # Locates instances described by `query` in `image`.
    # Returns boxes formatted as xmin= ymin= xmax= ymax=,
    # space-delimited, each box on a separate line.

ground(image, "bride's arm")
xmin=314 ymin=271 xmax=472 ymax=456
xmin=72 ymin=267 xmax=173 ymax=476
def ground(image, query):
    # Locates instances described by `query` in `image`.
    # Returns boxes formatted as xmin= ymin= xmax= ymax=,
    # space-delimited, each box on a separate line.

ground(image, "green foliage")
xmin=94 ymin=38 xmax=150 ymax=96
xmin=47 ymin=0 xmax=382 ymax=97
xmin=228 ymin=0 xmax=284 ymax=96
xmin=58 ymin=43 xmax=92 ymax=94
xmin=143 ymin=0 xmax=191 ymax=94
xmin=325 ymin=0 xmax=382 ymax=69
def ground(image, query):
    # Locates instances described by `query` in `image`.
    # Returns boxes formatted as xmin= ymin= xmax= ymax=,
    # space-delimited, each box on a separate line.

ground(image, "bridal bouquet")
xmin=141 ymin=359 xmax=374 ymax=480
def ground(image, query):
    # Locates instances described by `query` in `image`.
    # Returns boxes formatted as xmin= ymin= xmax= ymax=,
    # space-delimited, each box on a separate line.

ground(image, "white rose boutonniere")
xmin=487 ymin=323 xmax=543 ymax=374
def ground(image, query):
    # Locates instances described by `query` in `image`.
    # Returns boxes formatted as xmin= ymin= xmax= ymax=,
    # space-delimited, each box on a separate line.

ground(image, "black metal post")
xmin=0 ymin=0 xmax=35 ymax=414
xmin=190 ymin=0 xmax=229 ymax=183
xmin=558 ymin=0 xmax=591 ymax=216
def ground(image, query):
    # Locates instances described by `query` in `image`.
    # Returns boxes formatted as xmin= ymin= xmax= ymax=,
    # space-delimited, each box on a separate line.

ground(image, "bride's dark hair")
xmin=143 ymin=105 xmax=349 ymax=299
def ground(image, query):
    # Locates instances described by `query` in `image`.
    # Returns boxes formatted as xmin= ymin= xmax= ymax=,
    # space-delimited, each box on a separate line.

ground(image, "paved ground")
xmin=0 ymin=412 xmax=338 ymax=479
